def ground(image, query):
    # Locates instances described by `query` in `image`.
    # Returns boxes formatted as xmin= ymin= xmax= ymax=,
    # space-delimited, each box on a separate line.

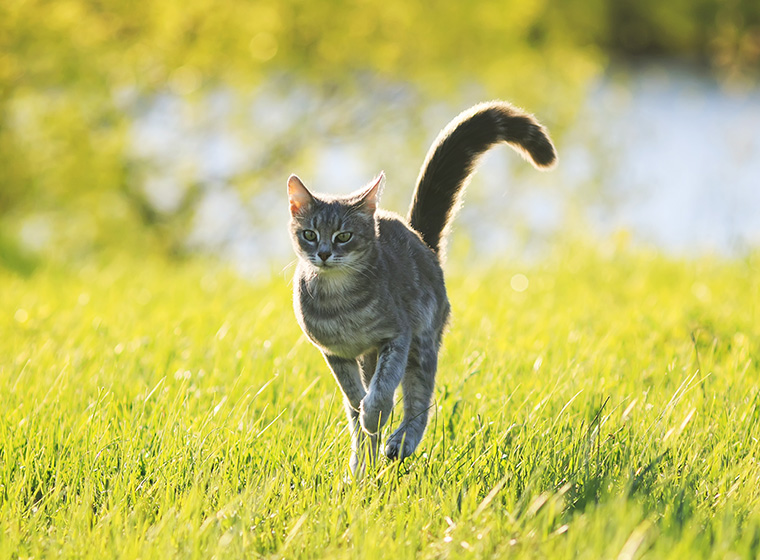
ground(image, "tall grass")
xmin=1 ymin=246 xmax=758 ymax=559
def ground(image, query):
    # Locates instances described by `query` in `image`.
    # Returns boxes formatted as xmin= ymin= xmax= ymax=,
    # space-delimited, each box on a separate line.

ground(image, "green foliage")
xmin=1 ymin=246 xmax=758 ymax=558
xmin=606 ymin=0 xmax=760 ymax=78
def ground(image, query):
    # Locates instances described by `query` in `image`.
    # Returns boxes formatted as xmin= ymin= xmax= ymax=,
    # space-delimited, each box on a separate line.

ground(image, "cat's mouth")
xmin=312 ymin=259 xmax=336 ymax=270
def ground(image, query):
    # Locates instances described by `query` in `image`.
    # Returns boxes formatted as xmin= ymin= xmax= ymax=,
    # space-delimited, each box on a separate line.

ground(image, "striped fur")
xmin=287 ymin=101 xmax=557 ymax=474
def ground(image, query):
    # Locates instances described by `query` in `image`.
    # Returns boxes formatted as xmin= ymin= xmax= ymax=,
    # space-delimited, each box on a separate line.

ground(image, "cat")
xmin=287 ymin=101 xmax=557 ymax=475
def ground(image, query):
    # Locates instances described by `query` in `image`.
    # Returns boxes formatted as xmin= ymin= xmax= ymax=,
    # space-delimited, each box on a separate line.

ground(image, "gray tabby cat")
xmin=287 ymin=101 xmax=557 ymax=475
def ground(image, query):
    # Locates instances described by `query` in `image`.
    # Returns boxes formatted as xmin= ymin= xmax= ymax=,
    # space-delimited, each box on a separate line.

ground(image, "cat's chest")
xmin=294 ymin=278 xmax=393 ymax=358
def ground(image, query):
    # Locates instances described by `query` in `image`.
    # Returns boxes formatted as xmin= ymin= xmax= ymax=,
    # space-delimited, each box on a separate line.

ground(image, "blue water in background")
xmin=130 ymin=64 xmax=760 ymax=274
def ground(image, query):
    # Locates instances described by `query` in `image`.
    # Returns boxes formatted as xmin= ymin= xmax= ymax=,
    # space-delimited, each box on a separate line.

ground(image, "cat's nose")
xmin=318 ymin=250 xmax=331 ymax=262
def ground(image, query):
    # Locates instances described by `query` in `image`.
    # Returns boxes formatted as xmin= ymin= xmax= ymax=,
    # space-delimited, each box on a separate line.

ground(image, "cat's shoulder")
xmin=376 ymin=210 xmax=436 ymax=257
xmin=377 ymin=210 xmax=420 ymax=239
xmin=376 ymin=209 xmax=406 ymax=228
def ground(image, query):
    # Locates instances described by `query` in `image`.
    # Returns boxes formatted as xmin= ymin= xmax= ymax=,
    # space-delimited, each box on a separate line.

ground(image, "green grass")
xmin=1 ymin=246 xmax=759 ymax=559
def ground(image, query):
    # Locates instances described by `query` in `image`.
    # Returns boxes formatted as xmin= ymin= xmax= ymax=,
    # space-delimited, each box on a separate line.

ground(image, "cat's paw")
xmin=359 ymin=394 xmax=392 ymax=434
xmin=384 ymin=426 xmax=421 ymax=460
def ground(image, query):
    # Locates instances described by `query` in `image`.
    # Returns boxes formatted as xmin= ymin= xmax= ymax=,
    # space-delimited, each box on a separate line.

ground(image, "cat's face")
xmin=287 ymin=174 xmax=383 ymax=272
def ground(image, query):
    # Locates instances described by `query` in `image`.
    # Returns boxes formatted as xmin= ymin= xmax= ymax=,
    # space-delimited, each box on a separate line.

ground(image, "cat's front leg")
xmin=346 ymin=403 xmax=379 ymax=477
xmin=323 ymin=353 xmax=366 ymax=410
xmin=360 ymin=334 xmax=411 ymax=434
xmin=323 ymin=354 xmax=377 ymax=475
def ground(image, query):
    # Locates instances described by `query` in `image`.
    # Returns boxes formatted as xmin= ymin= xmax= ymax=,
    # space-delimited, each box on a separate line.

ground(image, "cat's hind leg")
xmin=384 ymin=334 xmax=439 ymax=460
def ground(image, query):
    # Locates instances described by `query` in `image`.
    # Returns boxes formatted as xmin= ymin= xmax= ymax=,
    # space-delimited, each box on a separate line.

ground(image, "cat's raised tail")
xmin=407 ymin=101 xmax=557 ymax=256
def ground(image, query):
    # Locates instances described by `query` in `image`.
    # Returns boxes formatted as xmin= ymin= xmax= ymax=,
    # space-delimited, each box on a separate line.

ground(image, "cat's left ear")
xmin=357 ymin=172 xmax=384 ymax=214
xmin=287 ymin=174 xmax=314 ymax=216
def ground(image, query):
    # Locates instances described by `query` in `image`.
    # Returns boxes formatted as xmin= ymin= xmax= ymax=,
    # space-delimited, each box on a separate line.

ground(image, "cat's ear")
xmin=287 ymin=174 xmax=314 ymax=216
xmin=357 ymin=172 xmax=384 ymax=214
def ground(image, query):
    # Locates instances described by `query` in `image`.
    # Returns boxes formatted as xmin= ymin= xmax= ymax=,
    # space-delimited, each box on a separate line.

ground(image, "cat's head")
xmin=287 ymin=173 xmax=384 ymax=272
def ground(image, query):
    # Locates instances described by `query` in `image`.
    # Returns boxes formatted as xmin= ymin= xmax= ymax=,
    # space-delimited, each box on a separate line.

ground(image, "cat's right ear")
xmin=287 ymin=175 xmax=314 ymax=216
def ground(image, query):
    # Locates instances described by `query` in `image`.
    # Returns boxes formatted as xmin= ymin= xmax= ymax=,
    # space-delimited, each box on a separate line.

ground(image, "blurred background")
xmin=1 ymin=0 xmax=759 ymax=275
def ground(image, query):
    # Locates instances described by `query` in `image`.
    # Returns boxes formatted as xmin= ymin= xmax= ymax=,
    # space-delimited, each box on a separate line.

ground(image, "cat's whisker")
xmin=280 ymin=259 xmax=298 ymax=275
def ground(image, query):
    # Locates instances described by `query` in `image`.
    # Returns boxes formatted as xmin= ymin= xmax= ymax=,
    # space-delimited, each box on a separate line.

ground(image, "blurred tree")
xmin=606 ymin=0 xmax=760 ymax=78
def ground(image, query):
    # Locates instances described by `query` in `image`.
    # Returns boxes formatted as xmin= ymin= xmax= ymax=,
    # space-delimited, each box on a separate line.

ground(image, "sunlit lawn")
xmin=1 ymin=245 xmax=759 ymax=559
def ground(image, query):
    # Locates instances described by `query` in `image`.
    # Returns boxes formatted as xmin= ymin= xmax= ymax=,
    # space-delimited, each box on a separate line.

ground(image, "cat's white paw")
xmin=347 ymin=453 xmax=365 ymax=481
xmin=348 ymin=431 xmax=379 ymax=478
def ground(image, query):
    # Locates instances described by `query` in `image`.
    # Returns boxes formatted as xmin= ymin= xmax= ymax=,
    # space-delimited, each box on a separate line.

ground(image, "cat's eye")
xmin=334 ymin=232 xmax=352 ymax=243
xmin=302 ymin=230 xmax=318 ymax=242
